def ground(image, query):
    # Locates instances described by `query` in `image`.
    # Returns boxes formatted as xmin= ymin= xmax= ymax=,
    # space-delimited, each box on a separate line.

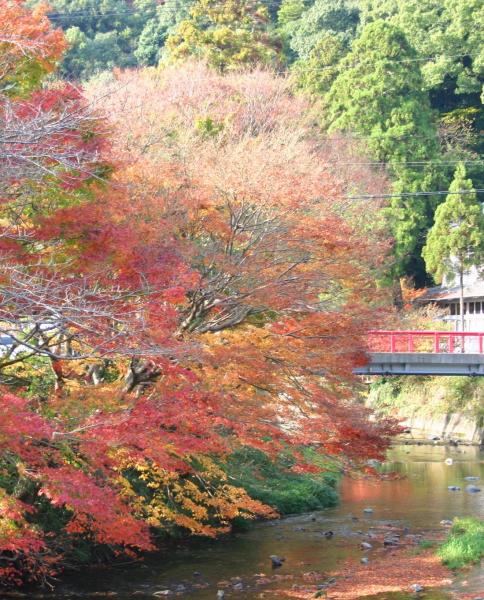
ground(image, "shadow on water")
xmin=4 ymin=445 xmax=482 ymax=600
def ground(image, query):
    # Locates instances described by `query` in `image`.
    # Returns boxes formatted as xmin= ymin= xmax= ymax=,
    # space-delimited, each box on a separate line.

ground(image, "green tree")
xmin=259 ymin=0 xmax=284 ymax=21
xmin=164 ymin=0 xmax=283 ymax=71
xmin=324 ymin=21 xmax=442 ymax=284
xmin=277 ymin=0 xmax=307 ymax=30
xmin=30 ymin=0 xmax=158 ymax=78
xmin=422 ymin=163 xmax=484 ymax=330
xmin=62 ymin=27 xmax=126 ymax=78
xmin=292 ymin=33 xmax=345 ymax=96
xmin=288 ymin=0 xmax=359 ymax=59
xmin=135 ymin=0 xmax=195 ymax=66
xmin=359 ymin=0 xmax=484 ymax=110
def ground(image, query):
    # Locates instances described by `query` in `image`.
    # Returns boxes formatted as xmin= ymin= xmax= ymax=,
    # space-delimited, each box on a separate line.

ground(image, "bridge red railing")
xmin=368 ymin=330 xmax=484 ymax=354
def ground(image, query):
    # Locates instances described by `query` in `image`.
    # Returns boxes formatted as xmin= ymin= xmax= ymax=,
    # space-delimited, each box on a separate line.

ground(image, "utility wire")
xmin=42 ymin=0 xmax=293 ymax=20
xmin=346 ymin=189 xmax=484 ymax=200
xmin=325 ymin=160 xmax=483 ymax=167
xmin=319 ymin=132 xmax=481 ymax=142
xmin=282 ymin=53 xmax=480 ymax=75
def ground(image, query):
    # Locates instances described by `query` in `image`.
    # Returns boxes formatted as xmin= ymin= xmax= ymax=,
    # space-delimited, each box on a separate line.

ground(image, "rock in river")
xmin=465 ymin=484 xmax=481 ymax=493
xmin=270 ymin=555 xmax=285 ymax=568
xmin=383 ymin=537 xmax=400 ymax=546
xmin=448 ymin=485 xmax=461 ymax=491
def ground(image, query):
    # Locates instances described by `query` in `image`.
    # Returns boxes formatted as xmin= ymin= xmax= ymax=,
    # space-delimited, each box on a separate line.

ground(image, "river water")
xmin=10 ymin=445 xmax=484 ymax=600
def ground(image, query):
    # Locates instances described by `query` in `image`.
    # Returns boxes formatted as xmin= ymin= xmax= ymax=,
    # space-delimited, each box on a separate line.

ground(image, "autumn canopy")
xmin=0 ymin=0 xmax=397 ymax=586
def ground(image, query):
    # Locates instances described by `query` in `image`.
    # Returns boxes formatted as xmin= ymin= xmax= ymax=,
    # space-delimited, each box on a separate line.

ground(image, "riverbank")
xmin=270 ymin=521 xmax=484 ymax=599
xmin=6 ymin=445 xmax=479 ymax=600
xmin=439 ymin=517 xmax=484 ymax=569
xmin=368 ymin=376 xmax=484 ymax=444
xmin=269 ymin=526 xmax=453 ymax=599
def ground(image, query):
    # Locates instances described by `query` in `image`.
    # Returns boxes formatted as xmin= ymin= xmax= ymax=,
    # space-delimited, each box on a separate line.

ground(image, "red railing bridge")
xmin=368 ymin=330 xmax=484 ymax=354
xmin=355 ymin=330 xmax=484 ymax=376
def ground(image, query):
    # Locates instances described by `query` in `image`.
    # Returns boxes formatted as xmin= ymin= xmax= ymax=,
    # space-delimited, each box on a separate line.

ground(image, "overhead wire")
xmin=324 ymin=160 xmax=484 ymax=167
xmin=43 ymin=5 xmax=480 ymax=77
xmin=346 ymin=189 xmax=484 ymax=200
xmin=40 ymin=2 xmax=484 ymax=203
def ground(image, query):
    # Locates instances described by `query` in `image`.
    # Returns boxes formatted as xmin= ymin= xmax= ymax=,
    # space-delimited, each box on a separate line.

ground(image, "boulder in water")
xmin=465 ymin=485 xmax=481 ymax=493
xmin=447 ymin=485 xmax=461 ymax=491
xmin=270 ymin=555 xmax=285 ymax=568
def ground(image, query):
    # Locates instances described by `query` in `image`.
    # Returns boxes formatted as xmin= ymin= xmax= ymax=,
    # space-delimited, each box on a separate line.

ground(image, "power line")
xmin=282 ymin=53 xmax=479 ymax=75
xmin=320 ymin=131 xmax=478 ymax=142
xmin=45 ymin=0 xmax=286 ymax=21
xmin=42 ymin=6 xmax=480 ymax=86
xmin=346 ymin=189 xmax=484 ymax=200
xmin=325 ymin=160 xmax=483 ymax=167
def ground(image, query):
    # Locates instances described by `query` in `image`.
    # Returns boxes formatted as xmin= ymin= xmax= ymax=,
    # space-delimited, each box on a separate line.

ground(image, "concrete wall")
xmin=401 ymin=412 xmax=483 ymax=444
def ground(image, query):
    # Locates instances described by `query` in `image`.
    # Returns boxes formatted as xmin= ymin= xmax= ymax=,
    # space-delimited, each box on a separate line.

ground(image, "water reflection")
xmin=3 ymin=445 xmax=481 ymax=600
xmin=342 ymin=445 xmax=483 ymax=526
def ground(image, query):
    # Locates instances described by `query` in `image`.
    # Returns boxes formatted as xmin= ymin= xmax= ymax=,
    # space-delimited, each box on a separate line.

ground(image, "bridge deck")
xmin=357 ymin=331 xmax=484 ymax=376
xmin=356 ymin=352 xmax=484 ymax=376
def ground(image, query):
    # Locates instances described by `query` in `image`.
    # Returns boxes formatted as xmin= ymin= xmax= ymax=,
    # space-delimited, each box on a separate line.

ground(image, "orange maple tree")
xmin=80 ymin=63 xmax=395 ymax=459
xmin=0 ymin=3 xmax=399 ymax=587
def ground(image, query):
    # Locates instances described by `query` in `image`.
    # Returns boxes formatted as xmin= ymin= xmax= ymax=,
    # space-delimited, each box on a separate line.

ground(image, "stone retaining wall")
xmin=400 ymin=412 xmax=483 ymax=444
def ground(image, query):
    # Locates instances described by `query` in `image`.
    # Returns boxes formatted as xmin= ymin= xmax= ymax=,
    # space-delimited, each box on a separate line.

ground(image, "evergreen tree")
xmin=277 ymin=0 xmax=307 ymax=30
xmin=325 ymin=21 xmax=442 ymax=284
xmin=422 ymin=164 xmax=484 ymax=331
xmin=29 ymin=0 xmax=158 ymax=78
xmin=359 ymin=0 xmax=484 ymax=108
xmin=292 ymin=33 xmax=345 ymax=96
xmin=288 ymin=0 xmax=359 ymax=59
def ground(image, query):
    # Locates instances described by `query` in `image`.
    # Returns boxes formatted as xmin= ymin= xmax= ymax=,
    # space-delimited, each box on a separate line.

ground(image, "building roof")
xmin=418 ymin=280 xmax=484 ymax=303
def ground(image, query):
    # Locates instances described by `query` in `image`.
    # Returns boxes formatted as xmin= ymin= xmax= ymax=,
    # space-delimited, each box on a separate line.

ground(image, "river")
xmin=7 ymin=445 xmax=483 ymax=600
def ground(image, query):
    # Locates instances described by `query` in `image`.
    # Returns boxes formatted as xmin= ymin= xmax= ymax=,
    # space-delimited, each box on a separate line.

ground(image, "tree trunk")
xmin=392 ymin=278 xmax=404 ymax=310
xmin=123 ymin=358 xmax=161 ymax=395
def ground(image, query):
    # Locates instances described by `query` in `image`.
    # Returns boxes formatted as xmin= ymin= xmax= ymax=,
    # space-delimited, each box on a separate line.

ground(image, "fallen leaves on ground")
xmin=268 ymin=527 xmax=453 ymax=599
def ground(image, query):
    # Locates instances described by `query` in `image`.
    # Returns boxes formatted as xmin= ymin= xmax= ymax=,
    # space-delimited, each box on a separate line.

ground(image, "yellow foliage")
xmin=115 ymin=454 xmax=276 ymax=537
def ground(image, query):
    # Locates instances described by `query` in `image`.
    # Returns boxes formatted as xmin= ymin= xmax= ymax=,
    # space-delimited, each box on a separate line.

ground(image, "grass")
xmin=225 ymin=447 xmax=339 ymax=515
xmin=438 ymin=517 xmax=484 ymax=569
xmin=368 ymin=375 xmax=484 ymax=424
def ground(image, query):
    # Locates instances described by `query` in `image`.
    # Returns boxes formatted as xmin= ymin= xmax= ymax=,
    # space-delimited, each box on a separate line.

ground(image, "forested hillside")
xmin=32 ymin=0 xmax=483 ymax=289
